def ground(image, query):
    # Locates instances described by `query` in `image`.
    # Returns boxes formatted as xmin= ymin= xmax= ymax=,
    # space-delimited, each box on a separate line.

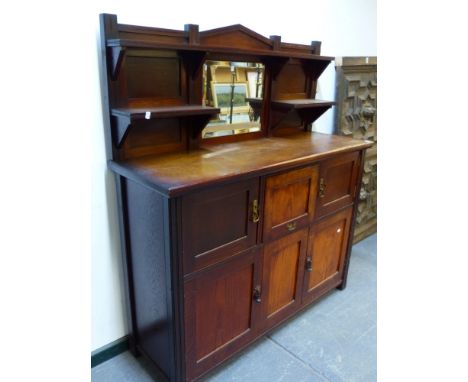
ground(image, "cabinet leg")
xmin=128 ymin=335 xmax=141 ymax=357
xmin=337 ymin=280 xmax=347 ymax=290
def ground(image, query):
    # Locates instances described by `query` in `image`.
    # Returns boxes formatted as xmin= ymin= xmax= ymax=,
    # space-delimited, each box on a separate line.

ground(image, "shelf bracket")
xmin=297 ymin=106 xmax=332 ymax=128
xmin=300 ymin=59 xmax=331 ymax=81
xmin=261 ymin=56 xmax=289 ymax=80
xmin=180 ymin=51 xmax=207 ymax=80
xmin=268 ymin=104 xmax=333 ymax=132
xmin=113 ymin=115 xmax=132 ymax=148
xmin=109 ymin=46 xmax=126 ymax=80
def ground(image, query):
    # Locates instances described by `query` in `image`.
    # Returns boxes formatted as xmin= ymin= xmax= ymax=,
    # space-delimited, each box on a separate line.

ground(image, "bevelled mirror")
xmin=202 ymin=60 xmax=264 ymax=139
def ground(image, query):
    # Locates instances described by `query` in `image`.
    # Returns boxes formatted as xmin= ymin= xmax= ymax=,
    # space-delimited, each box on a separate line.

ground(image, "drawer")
xmin=181 ymin=178 xmax=259 ymax=274
xmin=316 ymin=151 xmax=360 ymax=218
xmin=263 ymin=165 xmax=319 ymax=242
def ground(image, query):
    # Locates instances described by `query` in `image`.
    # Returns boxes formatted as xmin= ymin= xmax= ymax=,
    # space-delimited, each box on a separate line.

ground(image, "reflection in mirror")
xmin=202 ymin=61 xmax=264 ymax=139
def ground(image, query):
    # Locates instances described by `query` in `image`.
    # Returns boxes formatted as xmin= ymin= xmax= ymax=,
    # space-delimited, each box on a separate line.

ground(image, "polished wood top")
xmin=109 ymin=132 xmax=373 ymax=197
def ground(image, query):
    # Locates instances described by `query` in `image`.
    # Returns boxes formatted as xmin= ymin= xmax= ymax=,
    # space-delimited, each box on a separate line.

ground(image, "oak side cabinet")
xmin=99 ymin=14 xmax=372 ymax=382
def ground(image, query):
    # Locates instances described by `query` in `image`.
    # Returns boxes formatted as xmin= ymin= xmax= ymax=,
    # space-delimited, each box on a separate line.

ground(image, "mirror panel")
xmin=202 ymin=60 xmax=264 ymax=139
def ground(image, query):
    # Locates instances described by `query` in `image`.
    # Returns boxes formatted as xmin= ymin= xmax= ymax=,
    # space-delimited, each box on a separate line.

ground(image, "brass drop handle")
xmin=253 ymin=286 xmax=262 ymax=303
xmin=319 ymin=178 xmax=326 ymax=198
xmin=252 ymin=199 xmax=260 ymax=223
xmin=305 ymin=257 xmax=313 ymax=272
xmin=286 ymin=222 xmax=297 ymax=231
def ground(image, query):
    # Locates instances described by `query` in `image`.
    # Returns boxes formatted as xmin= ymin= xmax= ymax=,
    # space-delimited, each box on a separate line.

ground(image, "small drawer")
xmin=263 ymin=165 xmax=319 ymax=242
xmin=316 ymin=151 xmax=360 ymax=218
xmin=181 ymin=178 xmax=259 ymax=275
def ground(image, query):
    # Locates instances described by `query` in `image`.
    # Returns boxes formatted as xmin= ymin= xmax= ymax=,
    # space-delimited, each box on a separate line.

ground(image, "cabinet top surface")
xmin=109 ymin=132 xmax=373 ymax=197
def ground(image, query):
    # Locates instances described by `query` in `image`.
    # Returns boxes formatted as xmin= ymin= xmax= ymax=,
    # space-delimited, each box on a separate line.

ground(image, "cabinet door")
xmin=181 ymin=178 xmax=259 ymax=274
xmin=184 ymin=249 xmax=261 ymax=380
xmin=302 ymin=207 xmax=353 ymax=304
xmin=263 ymin=165 xmax=319 ymax=242
xmin=316 ymin=151 xmax=360 ymax=218
xmin=260 ymin=229 xmax=308 ymax=329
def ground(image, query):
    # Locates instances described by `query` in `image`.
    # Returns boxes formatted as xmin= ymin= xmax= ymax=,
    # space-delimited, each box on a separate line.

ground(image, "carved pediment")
xmin=200 ymin=24 xmax=273 ymax=51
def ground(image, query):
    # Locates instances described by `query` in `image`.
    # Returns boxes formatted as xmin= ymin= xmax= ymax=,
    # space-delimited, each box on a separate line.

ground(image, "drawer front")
xmin=181 ymin=179 xmax=259 ymax=275
xmin=263 ymin=165 xmax=319 ymax=242
xmin=316 ymin=151 xmax=360 ymax=218
xmin=302 ymin=206 xmax=353 ymax=304
xmin=184 ymin=249 xmax=261 ymax=381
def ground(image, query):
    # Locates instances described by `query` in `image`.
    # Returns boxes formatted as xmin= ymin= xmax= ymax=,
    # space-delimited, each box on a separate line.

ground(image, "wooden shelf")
xmin=107 ymin=38 xmax=334 ymax=61
xmin=112 ymin=105 xmax=220 ymax=121
xmin=111 ymin=105 xmax=220 ymax=147
xmin=106 ymin=39 xmax=332 ymax=80
xmin=271 ymin=99 xmax=336 ymax=110
xmin=269 ymin=99 xmax=335 ymax=129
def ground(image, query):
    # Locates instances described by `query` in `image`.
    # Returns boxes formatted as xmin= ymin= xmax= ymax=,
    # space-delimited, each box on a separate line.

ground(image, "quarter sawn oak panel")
xmin=184 ymin=249 xmax=261 ymax=380
xmin=316 ymin=151 xmax=360 ymax=218
xmin=303 ymin=206 xmax=353 ymax=303
xmin=263 ymin=165 xmax=318 ymax=241
xmin=261 ymin=229 xmax=308 ymax=329
xmin=181 ymin=179 xmax=259 ymax=274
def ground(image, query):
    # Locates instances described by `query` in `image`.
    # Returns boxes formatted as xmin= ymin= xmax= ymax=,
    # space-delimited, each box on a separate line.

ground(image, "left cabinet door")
xmin=181 ymin=178 xmax=260 ymax=275
xmin=184 ymin=248 xmax=262 ymax=381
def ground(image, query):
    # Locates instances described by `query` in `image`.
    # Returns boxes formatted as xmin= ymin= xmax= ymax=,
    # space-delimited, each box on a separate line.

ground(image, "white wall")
xmin=91 ymin=0 xmax=376 ymax=351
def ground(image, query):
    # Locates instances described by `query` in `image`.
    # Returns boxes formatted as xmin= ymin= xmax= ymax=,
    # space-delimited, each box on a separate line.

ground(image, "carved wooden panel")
xmin=334 ymin=57 xmax=377 ymax=243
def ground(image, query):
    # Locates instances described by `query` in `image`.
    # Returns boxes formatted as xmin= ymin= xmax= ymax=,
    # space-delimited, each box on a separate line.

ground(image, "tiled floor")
xmin=92 ymin=234 xmax=376 ymax=382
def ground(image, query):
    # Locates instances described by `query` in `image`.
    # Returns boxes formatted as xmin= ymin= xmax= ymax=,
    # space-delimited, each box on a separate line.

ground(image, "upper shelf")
xmin=112 ymin=105 xmax=220 ymax=147
xmin=112 ymin=105 xmax=220 ymax=122
xmin=106 ymin=38 xmax=333 ymax=80
xmin=246 ymin=98 xmax=335 ymax=130
xmin=271 ymin=99 xmax=336 ymax=110
xmin=107 ymin=38 xmax=334 ymax=62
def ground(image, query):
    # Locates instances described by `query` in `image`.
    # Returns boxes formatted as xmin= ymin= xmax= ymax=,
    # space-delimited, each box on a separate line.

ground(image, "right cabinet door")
xmin=316 ymin=151 xmax=360 ymax=218
xmin=302 ymin=206 xmax=353 ymax=304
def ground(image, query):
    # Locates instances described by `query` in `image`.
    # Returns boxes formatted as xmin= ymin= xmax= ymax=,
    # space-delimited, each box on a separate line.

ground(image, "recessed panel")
xmin=194 ymin=264 xmax=254 ymax=360
xmin=126 ymin=55 xmax=181 ymax=98
xmin=322 ymin=161 xmax=354 ymax=204
xmin=266 ymin=242 xmax=301 ymax=316
xmin=270 ymin=179 xmax=311 ymax=227
xmin=309 ymin=218 xmax=346 ymax=289
xmin=188 ymin=191 xmax=249 ymax=256
xmin=182 ymin=179 xmax=259 ymax=274
xmin=264 ymin=165 xmax=319 ymax=241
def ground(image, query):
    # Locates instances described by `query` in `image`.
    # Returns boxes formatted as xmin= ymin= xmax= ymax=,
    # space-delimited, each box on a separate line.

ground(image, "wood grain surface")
xmin=109 ymin=132 xmax=373 ymax=196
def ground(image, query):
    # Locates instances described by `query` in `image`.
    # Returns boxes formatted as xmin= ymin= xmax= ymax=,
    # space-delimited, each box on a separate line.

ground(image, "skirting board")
xmin=91 ymin=336 xmax=129 ymax=368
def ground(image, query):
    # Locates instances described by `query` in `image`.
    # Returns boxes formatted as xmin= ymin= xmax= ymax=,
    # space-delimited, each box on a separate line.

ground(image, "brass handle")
xmin=286 ymin=222 xmax=297 ymax=231
xmin=305 ymin=257 xmax=312 ymax=272
xmin=253 ymin=286 xmax=262 ymax=303
xmin=252 ymin=199 xmax=260 ymax=223
xmin=319 ymin=178 xmax=326 ymax=198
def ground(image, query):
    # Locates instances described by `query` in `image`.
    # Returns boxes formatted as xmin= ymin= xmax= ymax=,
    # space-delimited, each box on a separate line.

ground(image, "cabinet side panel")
xmin=125 ymin=179 xmax=172 ymax=377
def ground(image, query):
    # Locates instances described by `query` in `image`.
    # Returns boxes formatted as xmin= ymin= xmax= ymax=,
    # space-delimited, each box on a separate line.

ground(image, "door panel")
xmin=303 ymin=207 xmax=353 ymax=304
xmin=261 ymin=229 xmax=308 ymax=329
xmin=182 ymin=178 xmax=259 ymax=274
xmin=316 ymin=152 xmax=360 ymax=218
xmin=184 ymin=249 xmax=261 ymax=380
xmin=263 ymin=165 xmax=318 ymax=241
